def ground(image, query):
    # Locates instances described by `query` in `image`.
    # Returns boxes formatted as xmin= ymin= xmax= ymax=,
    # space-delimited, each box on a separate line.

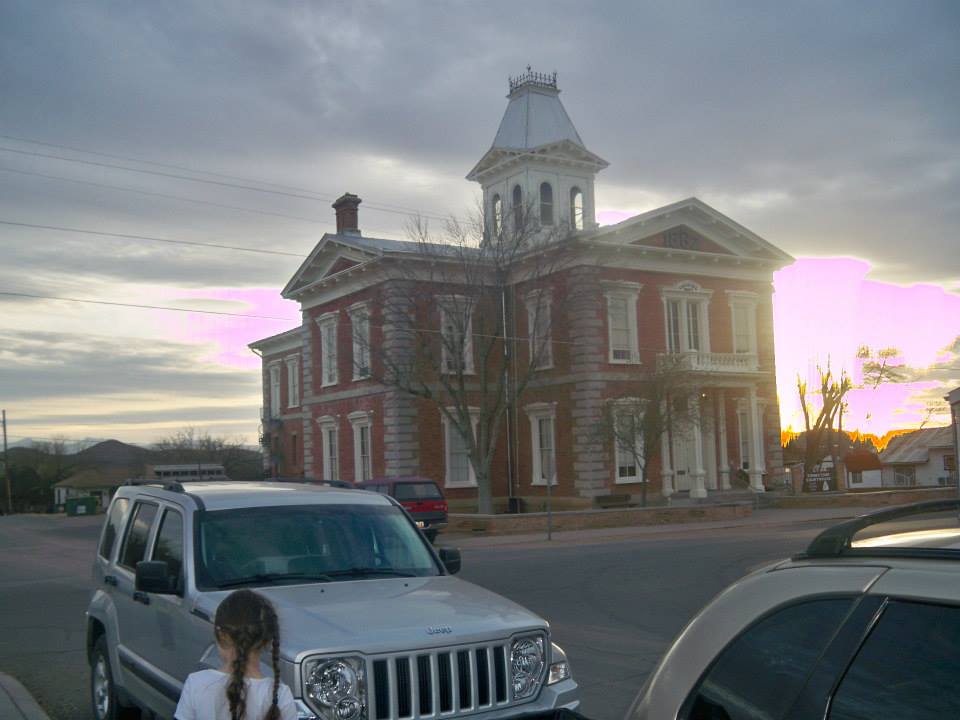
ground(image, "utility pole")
xmin=2 ymin=410 xmax=10 ymax=515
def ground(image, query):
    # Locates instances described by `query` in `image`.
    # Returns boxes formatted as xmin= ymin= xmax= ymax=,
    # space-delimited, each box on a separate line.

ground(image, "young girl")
xmin=175 ymin=589 xmax=297 ymax=720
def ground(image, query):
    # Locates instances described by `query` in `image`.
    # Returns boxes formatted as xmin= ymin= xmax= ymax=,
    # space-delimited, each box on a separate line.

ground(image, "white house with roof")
xmin=879 ymin=426 xmax=957 ymax=487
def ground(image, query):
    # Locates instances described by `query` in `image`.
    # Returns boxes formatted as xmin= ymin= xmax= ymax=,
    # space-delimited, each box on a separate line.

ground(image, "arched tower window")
xmin=512 ymin=184 xmax=523 ymax=232
xmin=540 ymin=182 xmax=554 ymax=226
xmin=570 ymin=187 xmax=584 ymax=230
xmin=491 ymin=194 xmax=502 ymax=237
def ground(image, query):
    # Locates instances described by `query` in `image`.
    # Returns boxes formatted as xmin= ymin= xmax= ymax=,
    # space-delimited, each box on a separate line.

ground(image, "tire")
xmin=424 ymin=529 xmax=438 ymax=543
xmin=90 ymin=636 xmax=139 ymax=720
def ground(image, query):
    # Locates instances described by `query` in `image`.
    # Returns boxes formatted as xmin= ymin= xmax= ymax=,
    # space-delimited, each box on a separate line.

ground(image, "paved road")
xmin=0 ymin=513 xmax=832 ymax=720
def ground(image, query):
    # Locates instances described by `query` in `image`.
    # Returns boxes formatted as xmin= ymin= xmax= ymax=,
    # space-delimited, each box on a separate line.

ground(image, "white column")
xmin=689 ymin=393 xmax=707 ymax=499
xmin=660 ymin=407 xmax=675 ymax=498
xmin=748 ymin=385 xmax=766 ymax=493
xmin=717 ymin=390 xmax=731 ymax=490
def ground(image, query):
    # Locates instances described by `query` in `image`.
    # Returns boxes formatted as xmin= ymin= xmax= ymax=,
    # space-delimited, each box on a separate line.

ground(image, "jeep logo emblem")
xmin=427 ymin=626 xmax=453 ymax=635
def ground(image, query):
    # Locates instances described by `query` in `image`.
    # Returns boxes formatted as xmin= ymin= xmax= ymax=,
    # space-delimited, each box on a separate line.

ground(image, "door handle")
xmin=104 ymin=575 xmax=118 ymax=587
xmin=133 ymin=591 xmax=151 ymax=605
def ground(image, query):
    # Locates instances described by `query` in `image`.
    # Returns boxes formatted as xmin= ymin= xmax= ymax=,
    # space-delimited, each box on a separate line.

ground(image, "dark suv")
xmin=358 ymin=477 xmax=448 ymax=542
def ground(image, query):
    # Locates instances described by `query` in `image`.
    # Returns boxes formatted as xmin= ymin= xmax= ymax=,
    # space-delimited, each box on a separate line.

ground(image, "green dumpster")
xmin=65 ymin=496 xmax=98 ymax=516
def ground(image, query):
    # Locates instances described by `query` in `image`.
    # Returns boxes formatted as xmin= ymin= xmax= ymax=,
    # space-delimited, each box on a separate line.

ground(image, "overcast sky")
xmin=0 ymin=1 xmax=958 ymax=445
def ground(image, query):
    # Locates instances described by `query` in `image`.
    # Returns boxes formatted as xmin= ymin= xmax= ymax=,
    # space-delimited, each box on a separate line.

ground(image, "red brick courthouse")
xmin=251 ymin=71 xmax=793 ymax=509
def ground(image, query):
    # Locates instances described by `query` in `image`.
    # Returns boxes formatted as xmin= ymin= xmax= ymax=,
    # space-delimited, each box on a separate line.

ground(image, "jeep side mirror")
xmin=439 ymin=548 xmax=461 ymax=575
xmin=135 ymin=560 xmax=177 ymax=594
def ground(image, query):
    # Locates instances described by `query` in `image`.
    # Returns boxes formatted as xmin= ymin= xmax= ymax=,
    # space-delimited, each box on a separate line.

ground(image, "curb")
xmin=0 ymin=673 xmax=51 ymax=720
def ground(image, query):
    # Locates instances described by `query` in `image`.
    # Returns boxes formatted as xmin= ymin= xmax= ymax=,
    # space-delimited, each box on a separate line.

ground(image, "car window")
xmin=683 ymin=598 xmax=854 ymax=720
xmin=195 ymin=503 xmax=439 ymax=589
xmin=828 ymin=601 xmax=960 ymax=719
xmin=151 ymin=508 xmax=184 ymax=589
xmin=98 ymin=497 xmax=130 ymax=560
xmin=118 ymin=501 xmax=159 ymax=570
xmin=392 ymin=482 xmax=443 ymax=501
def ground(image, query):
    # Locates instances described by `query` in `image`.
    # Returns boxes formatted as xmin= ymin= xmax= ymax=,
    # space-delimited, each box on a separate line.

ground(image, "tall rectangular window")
xmin=526 ymin=404 xmax=557 ymax=485
xmin=319 ymin=420 xmax=339 ymax=481
xmin=526 ymin=292 xmax=553 ymax=370
xmin=662 ymin=285 xmax=712 ymax=355
xmin=348 ymin=304 xmax=371 ymax=380
xmin=443 ymin=411 xmax=478 ymax=487
xmin=269 ymin=365 xmax=281 ymax=418
xmin=286 ymin=357 xmax=300 ymax=407
xmin=614 ymin=409 xmax=643 ymax=483
xmin=728 ymin=294 xmax=759 ymax=357
xmin=318 ymin=314 xmax=338 ymax=387
xmin=350 ymin=412 xmax=373 ymax=483
xmin=440 ymin=297 xmax=474 ymax=374
xmin=604 ymin=284 xmax=640 ymax=363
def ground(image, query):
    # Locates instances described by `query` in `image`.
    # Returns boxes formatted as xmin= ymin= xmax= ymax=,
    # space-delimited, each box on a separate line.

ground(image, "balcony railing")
xmin=658 ymin=351 xmax=760 ymax=373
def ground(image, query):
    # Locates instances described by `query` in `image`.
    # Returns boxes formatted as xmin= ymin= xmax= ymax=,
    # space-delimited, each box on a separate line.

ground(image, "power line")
xmin=0 ymin=219 xmax=306 ymax=258
xmin=0 ymin=291 xmax=295 ymax=321
xmin=0 ymin=144 xmax=451 ymax=222
xmin=0 ymin=132 xmax=451 ymax=217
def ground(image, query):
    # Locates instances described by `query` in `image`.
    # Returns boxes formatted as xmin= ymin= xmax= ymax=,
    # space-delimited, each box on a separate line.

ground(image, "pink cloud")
xmin=154 ymin=287 xmax=301 ymax=369
xmin=774 ymin=258 xmax=960 ymax=435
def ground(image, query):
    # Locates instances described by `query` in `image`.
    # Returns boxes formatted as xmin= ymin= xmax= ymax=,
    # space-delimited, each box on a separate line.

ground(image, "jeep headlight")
xmin=509 ymin=635 xmax=546 ymax=700
xmin=303 ymin=657 xmax=366 ymax=720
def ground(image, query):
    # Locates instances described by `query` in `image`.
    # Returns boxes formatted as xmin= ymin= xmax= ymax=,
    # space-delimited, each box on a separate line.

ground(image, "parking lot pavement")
xmin=0 ymin=672 xmax=51 ymax=720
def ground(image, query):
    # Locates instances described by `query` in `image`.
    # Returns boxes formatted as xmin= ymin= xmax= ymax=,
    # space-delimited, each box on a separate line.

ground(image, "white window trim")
xmin=525 ymin=402 xmax=558 ymax=486
xmin=602 ymin=281 xmax=642 ymax=364
xmin=442 ymin=408 xmax=479 ymax=488
xmin=315 ymin=311 xmax=339 ymax=388
xmin=348 ymin=410 xmax=373 ymax=483
xmin=525 ymin=290 xmax=553 ymax=371
xmin=726 ymin=291 xmax=759 ymax=356
xmin=317 ymin=416 xmax=339 ymax=482
xmin=661 ymin=281 xmax=713 ymax=354
xmin=611 ymin=399 xmax=645 ymax=485
xmin=347 ymin=302 xmax=371 ymax=381
xmin=268 ymin=363 xmax=281 ymax=418
xmin=439 ymin=295 xmax=475 ymax=375
xmin=285 ymin=355 xmax=300 ymax=407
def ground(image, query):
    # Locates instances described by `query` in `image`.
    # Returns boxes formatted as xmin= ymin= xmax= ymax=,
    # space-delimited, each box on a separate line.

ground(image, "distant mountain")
xmin=73 ymin=440 xmax=151 ymax=467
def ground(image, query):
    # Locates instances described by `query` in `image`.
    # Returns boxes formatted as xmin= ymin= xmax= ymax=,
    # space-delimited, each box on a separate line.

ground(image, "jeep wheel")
xmin=91 ymin=637 xmax=137 ymax=720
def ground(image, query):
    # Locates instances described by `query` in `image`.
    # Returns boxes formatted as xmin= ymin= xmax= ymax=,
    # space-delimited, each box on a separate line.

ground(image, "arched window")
xmin=491 ymin=194 xmax=502 ymax=237
xmin=512 ymin=184 xmax=523 ymax=232
xmin=540 ymin=182 xmax=554 ymax=225
xmin=570 ymin=187 xmax=584 ymax=230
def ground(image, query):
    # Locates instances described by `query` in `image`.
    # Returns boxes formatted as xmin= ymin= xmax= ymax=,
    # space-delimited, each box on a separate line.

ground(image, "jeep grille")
xmin=369 ymin=642 xmax=515 ymax=719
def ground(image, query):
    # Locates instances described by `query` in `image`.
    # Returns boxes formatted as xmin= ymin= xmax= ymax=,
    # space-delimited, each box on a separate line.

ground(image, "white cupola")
xmin=467 ymin=68 xmax=608 ymax=240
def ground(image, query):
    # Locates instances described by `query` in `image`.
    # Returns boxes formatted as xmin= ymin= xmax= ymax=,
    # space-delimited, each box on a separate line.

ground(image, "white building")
xmin=879 ymin=426 xmax=956 ymax=487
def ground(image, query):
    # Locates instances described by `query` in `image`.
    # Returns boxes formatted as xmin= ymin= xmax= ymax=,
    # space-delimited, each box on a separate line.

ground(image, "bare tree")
xmin=363 ymin=205 xmax=580 ymax=513
xmin=595 ymin=356 xmax=699 ymax=507
xmin=797 ymin=364 xmax=852 ymax=489
xmin=153 ymin=427 xmax=261 ymax=480
xmin=857 ymin=345 xmax=907 ymax=389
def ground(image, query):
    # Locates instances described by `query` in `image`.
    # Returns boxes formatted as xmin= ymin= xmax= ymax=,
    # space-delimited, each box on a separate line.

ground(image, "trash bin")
xmin=65 ymin=496 xmax=98 ymax=516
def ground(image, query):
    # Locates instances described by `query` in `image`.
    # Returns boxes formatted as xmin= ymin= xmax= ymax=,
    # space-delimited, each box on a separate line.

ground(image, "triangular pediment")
xmin=281 ymin=235 xmax=377 ymax=299
xmin=631 ymin=225 xmax=735 ymax=255
xmin=593 ymin=197 xmax=794 ymax=264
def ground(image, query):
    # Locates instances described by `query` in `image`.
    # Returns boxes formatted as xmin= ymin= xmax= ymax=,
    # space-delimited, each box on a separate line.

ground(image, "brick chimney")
xmin=332 ymin=192 xmax=362 ymax=235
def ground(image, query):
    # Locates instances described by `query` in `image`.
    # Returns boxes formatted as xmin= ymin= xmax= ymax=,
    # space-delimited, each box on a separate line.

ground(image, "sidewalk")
xmin=437 ymin=505 xmax=879 ymax=549
xmin=0 ymin=674 xmax=50 ymax=720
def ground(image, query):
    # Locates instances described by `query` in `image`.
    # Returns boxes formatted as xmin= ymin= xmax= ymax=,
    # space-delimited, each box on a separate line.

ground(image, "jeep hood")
xmin=194 ymin=576 xmax=547 ymax=659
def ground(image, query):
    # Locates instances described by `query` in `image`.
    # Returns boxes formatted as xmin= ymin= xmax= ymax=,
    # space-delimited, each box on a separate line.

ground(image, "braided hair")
xmin=214 ymin=590 xmax=283 ymax=720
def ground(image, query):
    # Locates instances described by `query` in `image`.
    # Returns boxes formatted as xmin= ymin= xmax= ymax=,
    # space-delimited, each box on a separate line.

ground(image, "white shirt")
xmin=175 ymin=669 xmax=297 ymax=720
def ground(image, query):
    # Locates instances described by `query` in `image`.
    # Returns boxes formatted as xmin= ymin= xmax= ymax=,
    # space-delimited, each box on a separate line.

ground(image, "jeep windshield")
xmin=194 ymin=504 xmax=441 ymax=589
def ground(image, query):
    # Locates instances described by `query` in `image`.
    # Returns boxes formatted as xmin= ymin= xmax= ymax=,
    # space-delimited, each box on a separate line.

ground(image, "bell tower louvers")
xmin=467 ymin=68 xmax=609 ymax=240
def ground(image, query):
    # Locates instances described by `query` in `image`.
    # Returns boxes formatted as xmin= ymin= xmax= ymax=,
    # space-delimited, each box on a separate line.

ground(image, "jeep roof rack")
xmin=796 ymin=499 xmax=960 ymax=561
xmin=123 ymin=478 xmax=185 ymax=492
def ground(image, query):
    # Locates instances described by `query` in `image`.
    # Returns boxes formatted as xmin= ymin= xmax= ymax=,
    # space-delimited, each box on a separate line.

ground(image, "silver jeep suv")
xmin=86 ymin=480 xmax=579 ymax=720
